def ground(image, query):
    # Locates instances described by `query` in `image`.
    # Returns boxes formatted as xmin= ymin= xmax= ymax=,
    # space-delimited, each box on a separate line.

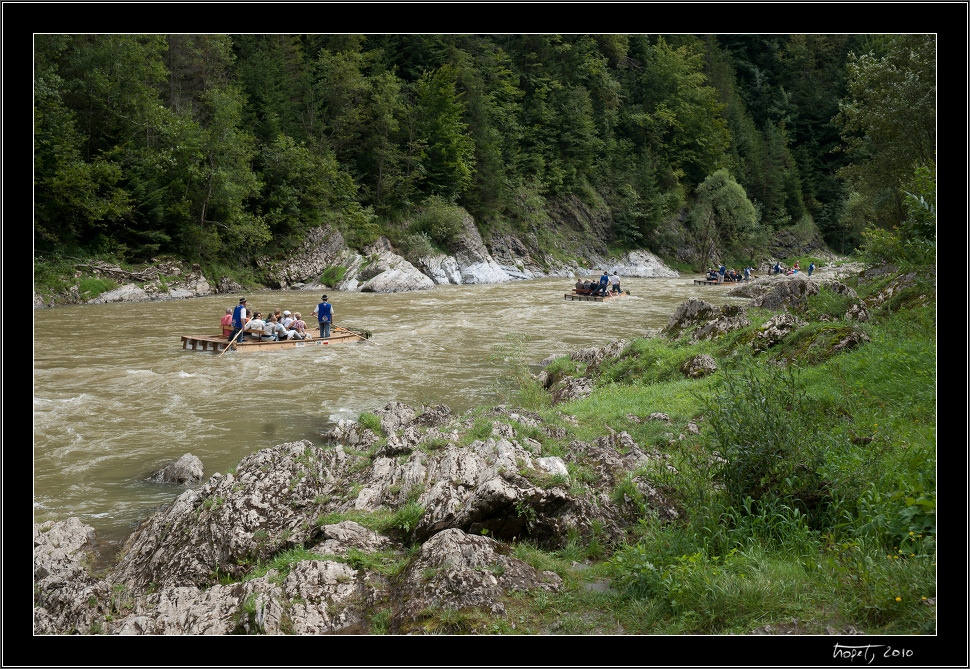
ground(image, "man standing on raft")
xmin=312 ymin=295 xmax=334 ymax=339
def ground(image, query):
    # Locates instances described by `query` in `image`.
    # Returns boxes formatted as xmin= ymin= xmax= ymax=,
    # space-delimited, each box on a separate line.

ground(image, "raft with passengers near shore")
xmin=181 ymin=326 xmax=369 ymax=353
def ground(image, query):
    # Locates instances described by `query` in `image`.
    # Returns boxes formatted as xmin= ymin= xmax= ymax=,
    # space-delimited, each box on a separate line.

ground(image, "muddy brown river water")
xmin=33 ymin=275 xmax=745 ymax=542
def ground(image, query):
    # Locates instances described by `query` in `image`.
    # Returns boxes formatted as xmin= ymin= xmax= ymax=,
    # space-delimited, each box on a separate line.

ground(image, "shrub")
xmin=387 ymin=501 xmax=425 ymax=542
xmin=358 ymin=412 xmax=383 ymax=435
xmin=699 ymin=361 xmax=828 ymax=513
xmin=320 ymin=266 xmax=347 ymax=287
xmin=858 ymin=225 xmax=934 ymax=270
xmin=78 ymin=276 xmax=118 ymax=298
xmin=409 ymin=196 xmax=465 ymax=249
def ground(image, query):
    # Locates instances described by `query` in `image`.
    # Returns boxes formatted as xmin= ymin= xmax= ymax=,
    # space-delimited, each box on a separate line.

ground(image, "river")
xmin=33 ymin=275 xmax=744 ymax=544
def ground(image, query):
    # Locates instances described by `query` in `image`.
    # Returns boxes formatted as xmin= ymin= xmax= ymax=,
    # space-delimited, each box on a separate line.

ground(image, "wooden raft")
xmin=181 ymin=328 xmax=362 ymax=353
xmin=564 ymin=290 xmax=627 ymax=302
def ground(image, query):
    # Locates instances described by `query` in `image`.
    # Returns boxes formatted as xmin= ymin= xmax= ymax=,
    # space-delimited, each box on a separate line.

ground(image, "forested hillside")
xmin=33 ymin=34 xmax=936 ymax=271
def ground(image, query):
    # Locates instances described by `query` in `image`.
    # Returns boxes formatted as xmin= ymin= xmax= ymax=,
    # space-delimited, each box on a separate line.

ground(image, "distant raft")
xmin=564 ymin=289 xmax=629 ymax=302
xmin=693 ymin=274 xmax=755 ymax=285
xmin=181 ymin=328 xmax=366 ymax=353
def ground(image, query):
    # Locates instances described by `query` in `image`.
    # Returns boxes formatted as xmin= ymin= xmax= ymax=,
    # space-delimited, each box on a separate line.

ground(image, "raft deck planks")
xmin=181 ymin=329 xmax=362 ymax=353
xmin=564 ymin=291 xmax=628 ymax=302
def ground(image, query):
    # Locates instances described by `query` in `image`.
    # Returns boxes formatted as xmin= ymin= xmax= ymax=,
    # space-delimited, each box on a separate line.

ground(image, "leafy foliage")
xmin=33 ymin=33 xmax=935 ymax=270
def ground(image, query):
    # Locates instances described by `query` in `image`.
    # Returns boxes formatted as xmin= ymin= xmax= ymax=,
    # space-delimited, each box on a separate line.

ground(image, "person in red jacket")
xmin=220 ymin=307 xmax=233 ymax=338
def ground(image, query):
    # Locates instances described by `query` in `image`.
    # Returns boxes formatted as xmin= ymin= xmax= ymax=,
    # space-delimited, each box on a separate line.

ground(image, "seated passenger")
xmin=246 ymin=313 xmax=266 ymax=340
xmin=596 ymin=271 xmax=610 ymax=296
xmin=289 ymin=313 xmax=309 ymax=339
xmin=221 ymin=307 xmax=233 ymax=338
xmin=266 ymin=315 xmax=288 ymax=340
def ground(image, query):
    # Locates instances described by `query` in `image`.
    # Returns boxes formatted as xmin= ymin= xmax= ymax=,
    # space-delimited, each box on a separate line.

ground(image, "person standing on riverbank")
xmin=312 ymin=295 xmax=334 ymax=339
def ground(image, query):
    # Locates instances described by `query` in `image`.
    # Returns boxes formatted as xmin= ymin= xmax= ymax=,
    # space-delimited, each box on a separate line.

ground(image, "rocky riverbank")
xmin=33 ymin=211 xmax=680 ymax=308
xmin=34 ymin=269 xmax=910 ymax=635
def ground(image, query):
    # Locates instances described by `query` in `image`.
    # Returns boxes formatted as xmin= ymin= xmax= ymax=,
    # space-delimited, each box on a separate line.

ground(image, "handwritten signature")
xmin=833 ymin=644 xmax=915 ymax=664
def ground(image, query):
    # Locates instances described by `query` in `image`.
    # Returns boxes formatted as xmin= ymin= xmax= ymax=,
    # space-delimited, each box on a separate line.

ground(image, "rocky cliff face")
xmin=34 ymin=204 xmax=679 ymax=307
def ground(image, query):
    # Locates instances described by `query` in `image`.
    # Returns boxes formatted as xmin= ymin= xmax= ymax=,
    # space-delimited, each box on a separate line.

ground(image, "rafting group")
xmin=222 ymin=295 xmax=335 ymax=347
xmin=705 ymin=265 xmax=754 ymax=283
xmin=772 ymin=260 xmax=814 ymax=276
xmin=573 ymin=270 xmax=624 ymax=297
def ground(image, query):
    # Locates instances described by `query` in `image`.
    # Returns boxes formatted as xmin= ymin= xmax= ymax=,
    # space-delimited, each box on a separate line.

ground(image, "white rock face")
xmin=418 ymin=254 xmax=463 ymax=284
xmin=611 ymin=250 xmax=679 ymax=278
xmin=360 ymin=266 xmax=435 ymax=292
xmin=459 ymin=259 xmax=513 ymax=284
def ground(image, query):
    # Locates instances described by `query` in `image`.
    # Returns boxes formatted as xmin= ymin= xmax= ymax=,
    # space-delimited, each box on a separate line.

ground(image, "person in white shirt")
xmin=247 ymin=313 xmax=268 ymax=340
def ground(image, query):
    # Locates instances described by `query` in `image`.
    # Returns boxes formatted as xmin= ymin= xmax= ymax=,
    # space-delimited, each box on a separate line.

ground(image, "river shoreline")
xmin=35 ymin=274 xmax=755 ymax=544
xmin=33 ymin=262 xmax=937 ymax=636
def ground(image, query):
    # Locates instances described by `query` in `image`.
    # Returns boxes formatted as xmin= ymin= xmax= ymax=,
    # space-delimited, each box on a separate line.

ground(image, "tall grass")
xmin=487 ymin=333 xmax=551 ymax=410
xmin=602 ymin=288 xmax=936 ymax=633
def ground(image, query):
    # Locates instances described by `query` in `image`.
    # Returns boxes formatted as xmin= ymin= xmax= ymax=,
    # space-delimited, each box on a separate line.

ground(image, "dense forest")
xmin=33 ymin=34 xmax=936 ymax=270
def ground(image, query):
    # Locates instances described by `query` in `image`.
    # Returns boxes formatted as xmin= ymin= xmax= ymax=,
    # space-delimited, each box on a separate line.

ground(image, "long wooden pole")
xmin=218 ymin=326 xmax=246 ymax=357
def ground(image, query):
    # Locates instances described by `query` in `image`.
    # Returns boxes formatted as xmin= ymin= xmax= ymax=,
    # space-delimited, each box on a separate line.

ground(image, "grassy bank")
xmin=189 ymin=265 xmax=934 ymax=636
xmin=488 ymin=266 xmax=936 ymax=635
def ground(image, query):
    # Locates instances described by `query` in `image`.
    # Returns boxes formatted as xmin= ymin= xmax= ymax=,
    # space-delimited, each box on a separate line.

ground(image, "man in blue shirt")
xmin=312 ymin=295 xmax=334 ymax=339
xmin=230 ymin=298 xmax=248 ymax=344
xmin=596 ymin=271 xmax=610 ymax=296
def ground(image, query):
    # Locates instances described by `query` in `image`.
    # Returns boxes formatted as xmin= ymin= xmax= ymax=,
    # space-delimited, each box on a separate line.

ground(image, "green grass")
xmin=488 ymin=267 xmax=937 ymax=634
xmin=223 ymin=265 xmax=935 ymax=635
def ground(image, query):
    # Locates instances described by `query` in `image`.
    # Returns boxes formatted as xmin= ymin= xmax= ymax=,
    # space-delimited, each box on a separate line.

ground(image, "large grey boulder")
xmin=146 ymin=453 xmax=204 ymax=485
xmin=661 ymin=297 xmax=722 ymax=340
xmin=33 ymin=518 xmax=111 ymax=634
xmin=417 ymin=253 xmax=464 ymax=284
xmin=393 ymin=528 xmax=562 ymax=628
xmin=610 ymin=250 xmax=679 ymax=278
xmin=451 ymin=211 xmax=512 ymax=284
xmin=261 ymin=224 xmax=349 ymax=289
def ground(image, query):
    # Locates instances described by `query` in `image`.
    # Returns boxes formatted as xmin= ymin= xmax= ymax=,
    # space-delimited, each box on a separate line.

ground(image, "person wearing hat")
xmin=231 ymin=298 xmax=249 ymax=344
xmin=311 ymin=295 xmax=334 ymax=339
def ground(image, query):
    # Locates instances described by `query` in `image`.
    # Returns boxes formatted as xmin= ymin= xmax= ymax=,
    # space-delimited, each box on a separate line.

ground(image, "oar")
xmin=218 ymin=325 xmax=246 ymax=357
xmin=334 ymin=325 xmax=377 ymax=344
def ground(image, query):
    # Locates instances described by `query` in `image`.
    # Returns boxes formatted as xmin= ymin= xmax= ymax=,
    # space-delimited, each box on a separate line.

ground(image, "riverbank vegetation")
xmin=258 ymin=258 xmax=935 ymax=636
xmin=34 ymin=34 xmax=935 ymax=294
xmin=479 ymin=255 xmax=935 ymax=634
